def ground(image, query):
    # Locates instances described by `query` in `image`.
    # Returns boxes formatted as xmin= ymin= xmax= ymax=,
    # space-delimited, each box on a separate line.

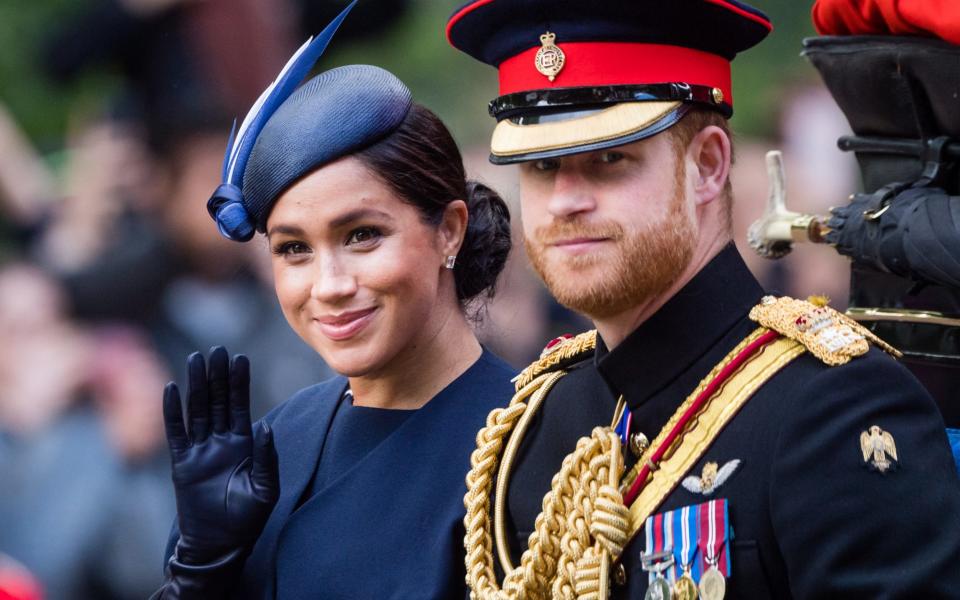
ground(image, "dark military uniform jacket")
xmin=504 ymin=245 xmax=960 ymax=598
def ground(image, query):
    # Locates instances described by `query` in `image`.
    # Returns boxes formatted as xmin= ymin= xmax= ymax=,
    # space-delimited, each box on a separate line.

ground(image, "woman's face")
xmin=266 ymin=156 xmax=462 ymax=377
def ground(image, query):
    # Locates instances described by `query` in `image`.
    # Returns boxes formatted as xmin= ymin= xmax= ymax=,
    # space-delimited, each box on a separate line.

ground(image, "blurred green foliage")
xmin=732 ymin=0 xmax=820 ymax=137
xmin=0 ymin=0 xmax=817 ymax=154
xmin=0 ymin=1 xmax=120 ymax=151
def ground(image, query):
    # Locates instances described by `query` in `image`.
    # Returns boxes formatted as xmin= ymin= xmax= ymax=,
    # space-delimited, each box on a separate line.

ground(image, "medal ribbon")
xmin=673 ymin=504 xmax=701 ymax=581
xmin=645 ymin=504 xmax=705 ymax=584
xmin=614 ymin=409 xmax=631 ymax=446
xmin=643 ymin=511 xmax=676 ymax=584
xmin=645 ymin=501 xmax=732 ymax=588
xmin=644 ymin=515 xmax=653 ymax=583
xmin=697 ymin=499 xmax=731 ymax=576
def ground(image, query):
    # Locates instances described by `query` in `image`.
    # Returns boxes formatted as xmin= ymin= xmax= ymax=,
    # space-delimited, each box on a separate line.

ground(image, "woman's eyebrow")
xmin=267 ymin=208 xmax=394 ymax=238
xmin=328 ymin=207 xmax=394 ymax=228
xmin=266 ymin=223 xmax=305 ymax=238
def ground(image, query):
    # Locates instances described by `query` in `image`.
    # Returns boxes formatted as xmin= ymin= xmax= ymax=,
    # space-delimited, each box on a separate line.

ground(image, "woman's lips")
xmin=314 ymin=307 xmax=378 ymax=341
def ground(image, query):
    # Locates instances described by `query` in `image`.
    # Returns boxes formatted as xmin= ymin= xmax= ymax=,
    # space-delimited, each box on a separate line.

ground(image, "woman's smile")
xmin=313 ymin=307 xmax=379 ymax=341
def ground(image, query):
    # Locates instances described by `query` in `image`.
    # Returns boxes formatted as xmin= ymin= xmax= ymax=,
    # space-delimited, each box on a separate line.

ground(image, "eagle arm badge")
xmin=860 ymin=425 xmax=898 ymax=473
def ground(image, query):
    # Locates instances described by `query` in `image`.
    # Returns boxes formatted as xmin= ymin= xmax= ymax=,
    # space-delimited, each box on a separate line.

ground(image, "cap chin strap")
xmin=489 ymin=83 xmax=729 ymax=121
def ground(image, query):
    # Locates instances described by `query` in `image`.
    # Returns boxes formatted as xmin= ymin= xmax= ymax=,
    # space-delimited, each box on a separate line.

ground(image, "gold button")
xmin=711 ymin=87 xmax=725 ymax=104
xmin=614 ymin=562 xmax=627 ymax=586
xmin=629 ymin=432 xmax=649 ymax=458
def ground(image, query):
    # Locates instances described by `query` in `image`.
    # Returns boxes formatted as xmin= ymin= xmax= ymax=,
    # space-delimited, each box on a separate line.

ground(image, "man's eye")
xmin=272 ymin=241 xmax=310 ymax=256
xmin=599 ymin=151 xmax=624 ymax=164
xmin=346 ymin=226 xmax=382 ymax=246
xmin=532 ymin=158 xmax=561 ymax=172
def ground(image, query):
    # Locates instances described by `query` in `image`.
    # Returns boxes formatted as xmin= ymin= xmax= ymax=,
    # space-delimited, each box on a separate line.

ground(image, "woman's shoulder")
xmin=448 ymin=348 xmax=517 ymax=412
xmin=259 ymin=375 xmax=349 ymax=428
xmin=476 ymin=347 xmax=519 ymax=380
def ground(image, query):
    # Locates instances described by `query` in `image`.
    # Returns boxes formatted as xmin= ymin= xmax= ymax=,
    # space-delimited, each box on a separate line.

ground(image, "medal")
xmin=672 ymin=573 xmax=697 ymax=600
xmin=644 ymin=575 xmax=673 ymax=600
xmin=671 ymin=504 xmax=699 ymax=600
xmin=641 ymin=556 xmax=675 ymax=600
xmin=646 ymin=501 xmax=733 ymax=600
xmin=642 ymin=511 xmax=676 ymax=600
xmin=641 ymin=551 xmax=675 ymax=600
xmin=640 ymin=511 xmax=684 ymax=600
xmin=698 ymin=565 xmax=726 ymax=600
xmin=696 ymin=499 xmax=731 ymax=600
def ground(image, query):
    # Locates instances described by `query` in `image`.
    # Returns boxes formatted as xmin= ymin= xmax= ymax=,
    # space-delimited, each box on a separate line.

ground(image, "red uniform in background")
xmin=0 ymin=555 xmax=42 ymax=600
xmin=813 ymin=0 xmax=960 ymax=44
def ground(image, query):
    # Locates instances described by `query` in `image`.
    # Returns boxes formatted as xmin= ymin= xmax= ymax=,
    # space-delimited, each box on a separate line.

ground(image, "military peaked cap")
xmin=446 ymin=0 xmax=772 ymax=163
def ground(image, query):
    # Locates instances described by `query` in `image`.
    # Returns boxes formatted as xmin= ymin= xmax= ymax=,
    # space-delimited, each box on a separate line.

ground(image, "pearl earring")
xmin=445 ymin=255 xmax=456 ymax=269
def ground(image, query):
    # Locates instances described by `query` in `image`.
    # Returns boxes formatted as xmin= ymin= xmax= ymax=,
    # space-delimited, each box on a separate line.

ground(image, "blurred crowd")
xmin=0 ymin=1 xmax=858 ymax=598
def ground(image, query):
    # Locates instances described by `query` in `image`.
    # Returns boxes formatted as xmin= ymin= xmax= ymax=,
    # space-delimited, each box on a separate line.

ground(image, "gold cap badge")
xmin=535 ymin=31 xmax=565 ymax=82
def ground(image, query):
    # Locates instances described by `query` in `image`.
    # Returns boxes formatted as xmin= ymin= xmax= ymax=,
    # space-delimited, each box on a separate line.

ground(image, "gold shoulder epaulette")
xmin=749 ymin=295 xmax=901 ymax=366
xmin=514 ymin=330 xmax=597 ymax=390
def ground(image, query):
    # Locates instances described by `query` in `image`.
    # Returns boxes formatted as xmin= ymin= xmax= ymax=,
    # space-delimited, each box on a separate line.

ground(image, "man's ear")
xmin=438 ymin=199 xmax=469 ymax=258
xmin=687 ymin=125 xmax=731 ymax=206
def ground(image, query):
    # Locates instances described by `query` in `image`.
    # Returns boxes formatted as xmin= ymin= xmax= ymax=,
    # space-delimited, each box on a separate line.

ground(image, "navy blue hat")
xmin=446 ymin=0 xmax=772 ymax=164
xmin=206 ymin=1 xmax=412 ymax=242
xmin=241 ymin=66 xmax=412 ymax=233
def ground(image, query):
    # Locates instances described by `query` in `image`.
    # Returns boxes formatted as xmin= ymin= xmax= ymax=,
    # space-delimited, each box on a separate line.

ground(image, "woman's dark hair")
xmin=355 ymin=103 xmax=512 ymax=306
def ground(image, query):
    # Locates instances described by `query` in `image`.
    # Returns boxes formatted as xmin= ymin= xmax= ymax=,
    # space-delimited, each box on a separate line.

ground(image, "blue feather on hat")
xmin=207 ymin=0 xmax=358 ymax=242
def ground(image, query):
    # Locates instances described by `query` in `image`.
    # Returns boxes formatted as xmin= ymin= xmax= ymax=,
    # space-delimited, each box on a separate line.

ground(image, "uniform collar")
xmin=595 ymin=243 xmax=764 ymax=408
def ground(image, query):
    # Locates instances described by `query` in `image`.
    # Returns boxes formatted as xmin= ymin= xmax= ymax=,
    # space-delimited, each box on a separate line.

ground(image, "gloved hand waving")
xmin=163 ymin=346 xmax=279 ymax=566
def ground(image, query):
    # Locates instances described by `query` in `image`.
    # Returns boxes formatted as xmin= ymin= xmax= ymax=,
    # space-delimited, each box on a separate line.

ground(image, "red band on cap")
xmin=498 ymin=42 xmax=733 ymax=105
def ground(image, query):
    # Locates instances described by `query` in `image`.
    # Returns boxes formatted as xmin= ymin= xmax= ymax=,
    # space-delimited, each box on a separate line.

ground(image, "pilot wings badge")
xmin=860 ymin=425 xmax=898 ymax=473
xmin=682 ymin=460 xmax=741 ymax=495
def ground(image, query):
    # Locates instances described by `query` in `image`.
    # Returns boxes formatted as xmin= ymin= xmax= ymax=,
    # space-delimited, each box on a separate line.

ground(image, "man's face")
xmin=519 ymin=132 xmax=698 ymax=319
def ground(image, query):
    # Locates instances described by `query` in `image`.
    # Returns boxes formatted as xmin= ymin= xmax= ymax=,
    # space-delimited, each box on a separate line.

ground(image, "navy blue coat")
xmin=167 ymin=350 xmax=515 ymax=599
xmin=503 ymin=245 xmax=960 ymax=598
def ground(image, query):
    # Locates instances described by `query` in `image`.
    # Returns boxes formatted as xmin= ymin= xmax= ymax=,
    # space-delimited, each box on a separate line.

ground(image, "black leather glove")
xmin=157 ymin=346 xmax=279 ymax=599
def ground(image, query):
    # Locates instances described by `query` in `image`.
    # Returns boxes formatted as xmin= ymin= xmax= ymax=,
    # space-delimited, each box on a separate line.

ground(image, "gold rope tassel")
xmin=464 ymin=371 xmax=631 ymax=600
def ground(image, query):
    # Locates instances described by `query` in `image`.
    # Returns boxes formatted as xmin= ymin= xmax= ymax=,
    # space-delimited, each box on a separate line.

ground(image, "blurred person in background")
xmin=0 ymin=104 xmax=332 ymax=416
xmin=39 ymin=0 xmax=411 ymax=145
xmin=0 ymin=262 xmax=176 ymax=600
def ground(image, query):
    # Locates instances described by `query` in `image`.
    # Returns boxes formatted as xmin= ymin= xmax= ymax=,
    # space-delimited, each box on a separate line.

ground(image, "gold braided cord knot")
xmin=464 ymin=368 xmax=630 ymax=600
xmin=589 ymin=485 xmax=630 ymax=557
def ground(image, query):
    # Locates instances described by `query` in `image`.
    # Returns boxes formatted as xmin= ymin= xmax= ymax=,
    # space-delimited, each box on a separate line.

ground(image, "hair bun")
xmin=456 ymin=181 xmax=512 ymax=302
